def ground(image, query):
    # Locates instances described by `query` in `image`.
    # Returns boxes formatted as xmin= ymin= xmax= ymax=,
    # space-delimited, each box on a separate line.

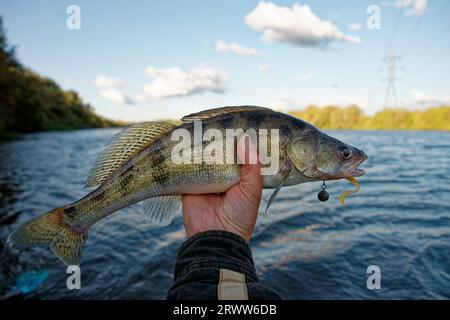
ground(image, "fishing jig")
xmin=318 ymin=180 xmax=329 ymax=202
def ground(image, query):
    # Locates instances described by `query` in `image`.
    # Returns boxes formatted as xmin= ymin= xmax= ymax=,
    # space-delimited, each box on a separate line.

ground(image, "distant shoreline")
xmin=288 ymin=105 xmax=450 ymax=131
xmin=2 ymin=122 xmax=449 ymax=142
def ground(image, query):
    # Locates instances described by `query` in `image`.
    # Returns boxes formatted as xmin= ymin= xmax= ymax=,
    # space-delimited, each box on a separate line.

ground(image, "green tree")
xmin=0 ymin=17 xmax=121 ymax=139
xmin=289 ymin=105 xmax=450 ymax=131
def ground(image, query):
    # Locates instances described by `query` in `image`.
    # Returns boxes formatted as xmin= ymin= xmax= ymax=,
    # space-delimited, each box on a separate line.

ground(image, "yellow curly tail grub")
xmin=339 ymin=177 xmax=360 ymax=206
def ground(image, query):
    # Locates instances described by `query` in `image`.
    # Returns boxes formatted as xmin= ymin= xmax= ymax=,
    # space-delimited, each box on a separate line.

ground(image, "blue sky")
xmin=1 ymin=0 xmax=449 ymax=121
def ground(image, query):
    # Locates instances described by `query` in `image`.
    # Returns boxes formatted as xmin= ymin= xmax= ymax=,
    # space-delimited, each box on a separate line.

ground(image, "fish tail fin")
xmin=7 ymin=207 xmax=88 ymax=265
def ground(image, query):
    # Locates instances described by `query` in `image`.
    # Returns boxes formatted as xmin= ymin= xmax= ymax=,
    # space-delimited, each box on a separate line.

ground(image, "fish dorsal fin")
xmin=86 ymin=121 xmax=176 ymax=187
xmin=182 ymin=106 xmax=273 ymax=123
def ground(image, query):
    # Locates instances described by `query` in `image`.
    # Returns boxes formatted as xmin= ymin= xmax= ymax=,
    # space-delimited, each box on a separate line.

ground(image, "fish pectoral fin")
xmin=143 ymin=195 xmax=181 ymax=226
xmin=264 ymin=158 xmax=292 ymax=215
xmin=86 ymin=121 xmax=176 ymax=188
xmin=265 ymin=182 xmax=285 ymax=215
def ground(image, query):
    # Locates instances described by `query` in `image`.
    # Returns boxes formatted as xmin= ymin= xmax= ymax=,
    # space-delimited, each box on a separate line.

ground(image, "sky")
xmin=1 ymin=0 xmax=449 ymax=121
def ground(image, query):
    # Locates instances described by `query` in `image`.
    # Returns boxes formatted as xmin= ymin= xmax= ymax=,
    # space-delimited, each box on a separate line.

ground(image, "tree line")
xmin=0 ymin=18 xmax=121 ymax=139
xmin=289 ymin=105 xmax=450 ymax=131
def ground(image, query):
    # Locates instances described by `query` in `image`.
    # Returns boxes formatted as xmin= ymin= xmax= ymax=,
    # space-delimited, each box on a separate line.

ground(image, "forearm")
xmin=167 ymin=230 xmax=281 ymax=300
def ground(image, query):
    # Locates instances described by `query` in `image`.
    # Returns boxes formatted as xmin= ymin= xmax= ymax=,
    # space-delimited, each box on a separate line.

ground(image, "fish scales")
xmin=63 ymin=110 xmax=293 ymax=229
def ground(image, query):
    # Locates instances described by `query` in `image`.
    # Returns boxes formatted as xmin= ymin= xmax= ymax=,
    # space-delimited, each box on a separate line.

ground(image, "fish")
xmin=7 ymin=106 xmax=367 ymax=265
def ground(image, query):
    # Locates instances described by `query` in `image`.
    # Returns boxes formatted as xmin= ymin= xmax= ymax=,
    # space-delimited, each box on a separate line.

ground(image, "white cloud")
xmin=93 ymin=74 xmax=124 ymax=88
xmin=347 ymin=23 xmax=362 ymax=31
xmin=258 ymin=64 xmax=272 ymax=73
xmin=244 ymin=2 xmax=360 ymax=47
xmin=100 ymin=88 xmax=133 ymax=105
xmin=393 ymin=0 xmax=428 ymax=16
xmin=406 ymin=89 xmax=450 ymax=107
xmin=93 ymin=74 xmax=133 ymax=104
xmin=411 ymin=89 xmax=437 ymax=104
xmin=216 ymin=40 xmax=263 ymax=56
xmin=140 ymin=66 xmax=229 ymax=101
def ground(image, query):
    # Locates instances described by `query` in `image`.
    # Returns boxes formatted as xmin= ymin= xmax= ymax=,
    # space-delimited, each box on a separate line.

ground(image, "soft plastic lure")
xmin=339 ymin=177 xmax=360 ymax=206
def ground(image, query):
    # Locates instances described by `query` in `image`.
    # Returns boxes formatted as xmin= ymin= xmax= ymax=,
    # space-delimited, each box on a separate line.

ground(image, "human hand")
xmin=182 ymin=135 xmax=262 ymax=242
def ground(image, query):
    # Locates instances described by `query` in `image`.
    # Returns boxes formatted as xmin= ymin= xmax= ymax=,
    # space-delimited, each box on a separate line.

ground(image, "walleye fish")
xmin=7 ymin=106 xmax=367 ymax=265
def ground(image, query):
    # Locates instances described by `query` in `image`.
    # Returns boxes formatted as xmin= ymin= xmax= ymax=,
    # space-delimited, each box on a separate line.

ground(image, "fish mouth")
xmin=350 ymin=167 xmax=366 ymax=177
xmin=350 ymin=150 xmax=368 ymax=177
xmin=348 ymin=153 xmax=368 ymax=177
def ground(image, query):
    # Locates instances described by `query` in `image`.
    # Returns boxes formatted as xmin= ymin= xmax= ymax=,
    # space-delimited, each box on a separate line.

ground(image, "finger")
xmin=237 ymin=133 xmax=259 ymax=165
xmin=237 ymin=134 xmax=262 ymax=198
xmin=240 ymin=161 xmax=262 ymax=195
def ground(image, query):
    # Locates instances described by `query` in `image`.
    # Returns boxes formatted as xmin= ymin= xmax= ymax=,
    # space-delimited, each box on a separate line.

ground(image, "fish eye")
xmin=338 ymin=146 xmax=352 ymax=160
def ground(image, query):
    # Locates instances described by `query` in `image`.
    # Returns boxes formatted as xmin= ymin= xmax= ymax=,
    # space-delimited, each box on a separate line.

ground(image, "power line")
xmin=380 ymin=8 xmax=404 ymax=110
xmin=404 ymin=0 xmax=450 ymax=59
xmin=388 ymin=9 xmax=404 ymax=48
xmin=402 ymin=6 xmax=429 ymax=55
xmin=421 ymin=0 xmax=450 ymax=61
xmin=381 ymin=1 xmax=449 ymax=109
xmin=380 ymin=2 xmax=447 ymax=109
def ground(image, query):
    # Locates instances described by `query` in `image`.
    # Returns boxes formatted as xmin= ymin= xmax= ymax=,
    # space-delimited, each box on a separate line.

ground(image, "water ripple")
xmin=0 ymin=129 xmax=449 ymax=299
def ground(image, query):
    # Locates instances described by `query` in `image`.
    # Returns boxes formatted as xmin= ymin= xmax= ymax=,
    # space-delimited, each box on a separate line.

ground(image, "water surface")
xmin=0 ymin=129 xmax=449 ymax=299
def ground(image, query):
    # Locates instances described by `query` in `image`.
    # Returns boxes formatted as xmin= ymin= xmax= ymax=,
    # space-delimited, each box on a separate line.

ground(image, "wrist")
xmin=186 ymin=225 xmax=253 ymax=243
xmin=175 ymin=230 xmax=257 ymax=280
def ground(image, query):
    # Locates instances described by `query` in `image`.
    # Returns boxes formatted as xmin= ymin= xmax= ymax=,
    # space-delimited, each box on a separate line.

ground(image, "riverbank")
xmin=289 ymin=105 xmax=450 ymax=131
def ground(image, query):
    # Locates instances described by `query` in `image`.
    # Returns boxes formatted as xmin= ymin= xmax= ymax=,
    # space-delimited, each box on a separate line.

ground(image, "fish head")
xmin=287 ymin=128 xmax=367 ymax=181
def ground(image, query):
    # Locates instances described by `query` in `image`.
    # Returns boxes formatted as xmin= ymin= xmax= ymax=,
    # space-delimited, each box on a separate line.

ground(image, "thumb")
xmin=237 ymin=134 xmax=262 ymax=198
